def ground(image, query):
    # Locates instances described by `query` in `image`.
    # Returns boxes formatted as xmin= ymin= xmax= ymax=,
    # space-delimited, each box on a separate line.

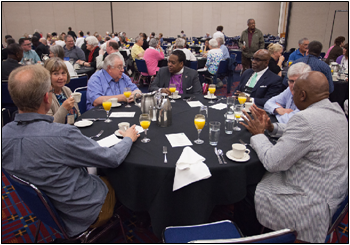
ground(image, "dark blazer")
xmin=35 ymin=43 xmax=50 ymax=60
xmin=236 ymin=68 xmax=283 ymax=107
xmin=149 ymin=66 xmax=202 ymax=95
xmin=85 ymin=46 xmax=100 ymax=69
xmin=2 ymin=58 xmax=22 ymax=80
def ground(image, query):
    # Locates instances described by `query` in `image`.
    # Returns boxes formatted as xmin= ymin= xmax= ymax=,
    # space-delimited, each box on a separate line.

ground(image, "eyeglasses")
xmin=112 ymin=65 xmax=124 ymax=71
xmin=23 ymin=43 xmax=32 ymax=46
xmin=251 ymin=57 xmax=268 ymax=62
xmin=288 ymin=79 xmax=295 ymax=84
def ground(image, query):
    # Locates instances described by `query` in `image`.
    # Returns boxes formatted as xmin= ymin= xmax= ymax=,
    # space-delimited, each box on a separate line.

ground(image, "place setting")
xmin=225 ymin=143 xmax=251 ymax=162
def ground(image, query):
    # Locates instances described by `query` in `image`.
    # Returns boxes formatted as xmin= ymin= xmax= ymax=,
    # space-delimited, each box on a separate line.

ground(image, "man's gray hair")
xmin=216 ymin=37 xmax=224 ymax=45
xmin=247 ymin=18 xmax=255 ymax=24
xmin=298 ymin=38 xmax=309 ymax=45
xmin=50 ymin=45 xmax=65 ymax=60
xmin=103 ymin=53 xmax=122 ymax=70
xmin=288 ymin=62 xmax=312 ymax=78
xmin=209 ymin=38 xmax=219 ymax=48
xmin=149 ymin=38 xmax=158 ymax=48
xmin=175 ymin=38 xmax=185 ymax=48
xmin=64 ymin=35 xmax=74 ymax=42
xmin=8 ymin=65 xmax=51 ymax=112
xmin=85 ymin=36 xmax=99 ymax=47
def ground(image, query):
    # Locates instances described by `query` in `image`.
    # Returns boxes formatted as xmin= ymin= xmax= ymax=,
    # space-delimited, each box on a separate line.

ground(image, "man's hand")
xmin=161 ymin=88 xmax=171 ymax=95
xmin=248 ymin=104 xmax=274 ymax=132
xmin=242 ymin=45 xmax=246 ymax=50
xmin=240 ymin=109 xmax=266 ymax=135
xmin=275 ymin=102 xmax=293 ymax=115
xmin=120 ymin=125 xmax=140 ymax=142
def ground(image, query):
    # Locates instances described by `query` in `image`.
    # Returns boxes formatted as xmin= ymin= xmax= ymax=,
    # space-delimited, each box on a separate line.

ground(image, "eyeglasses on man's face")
xmin=112 ymin=65 xmax=124 ymax=71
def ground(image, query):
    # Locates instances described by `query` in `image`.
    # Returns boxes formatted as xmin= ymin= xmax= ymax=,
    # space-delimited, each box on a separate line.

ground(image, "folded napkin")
xmin=97 ymin=134 xmax=122 ymax=147
xmin=173 ymin=147 xmax=212 ymax=191
xmin=109 ymin=112 xmax=136 ymax=118
xmin=166 ymin=133 xmax=193 ymax=148
xmin=187 ymin=101 xmax=204 ymax=107
xmin=209 ymin=103 xmax=227 ymax=110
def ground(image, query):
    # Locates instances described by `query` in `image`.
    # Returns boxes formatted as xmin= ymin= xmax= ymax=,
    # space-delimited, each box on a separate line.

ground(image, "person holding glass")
xmin=44 ymin=57 xmax=80 ymax=124
xmin=86 ymin=54 xmax=141 ymax=111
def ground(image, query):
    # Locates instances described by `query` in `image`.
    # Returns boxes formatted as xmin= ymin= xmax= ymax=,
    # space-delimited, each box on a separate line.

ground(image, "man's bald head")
xmin=107 ymin=40 xmax=119 ymax=54
xmin=293 ymin=71 xmax=329 ymax=110
xmin=252 ymin=49 xmax=270 ymax=72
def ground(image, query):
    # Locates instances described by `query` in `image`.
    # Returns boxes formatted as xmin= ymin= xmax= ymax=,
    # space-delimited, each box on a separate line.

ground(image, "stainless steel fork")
xmin=163 ymin=146 xmax=168 ymax=163
xmin=89 ymin=130 xmax=104 ymax=139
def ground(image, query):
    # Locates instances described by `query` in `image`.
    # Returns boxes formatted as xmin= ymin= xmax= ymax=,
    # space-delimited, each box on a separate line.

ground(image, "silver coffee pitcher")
xmin=155 ymin=92 xmax=172 ymax=127
xmin=134 ymin=91 xmax=157 ymax=114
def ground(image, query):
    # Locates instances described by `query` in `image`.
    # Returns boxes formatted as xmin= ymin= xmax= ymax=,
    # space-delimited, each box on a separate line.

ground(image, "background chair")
xmin=2 ymin=169 xmax=127 ymax=243
xmin=185 ymin=60 xmax=198 ymax=70
xmin=327 ymin=195 xmax=348 ymax=243
xmin=2 ymin=80 xmax=18 ymax=126
xmin=66 ymin=75 xmax=88 ymax=93
xmin=74 ymin=86 xmax=88 ymax=114
xmin=135 ymin=59 xmax=152 ymax=87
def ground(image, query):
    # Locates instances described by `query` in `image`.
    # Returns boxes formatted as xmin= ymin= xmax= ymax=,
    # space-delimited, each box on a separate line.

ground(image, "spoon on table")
xmin=217 ymin=149 xmax=227 ymax=164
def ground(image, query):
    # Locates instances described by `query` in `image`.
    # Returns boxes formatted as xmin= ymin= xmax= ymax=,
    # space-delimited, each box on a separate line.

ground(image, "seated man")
xmin=96 ymin=40 xmax=125 ymax=70
xmin=173 ymin=38 xmax=196 ymax=61
xmin=217 ymin=37 xmax=230 ymax=60
xmin=235 ymin=49 xmax=283 ymax=107
xmin=264 ymin=62 xmax=311 ymax=123
xmin=2 ymin=43 xmax=23 ymax=80
xmin=240 ymin=71 xmax=348 ymax=243
xmin=131 ymin=35 xmax=144 ymax=61
xmin=149 ymin=50 xmax=202 ymax=95
xmin=287 ymin=38 xmax=309 ymax=63
xmin=63 ymin=35 xmax=86 ymax=63
xmin=86 ymin=54 xmax=141 ymax=110
xmin=19 ymin=37 xmax=40 ymax=64
xmin=32 ymin=36 xmax=49 ymax=60
xmin=2 ymin=65 xmax=139 ymax=238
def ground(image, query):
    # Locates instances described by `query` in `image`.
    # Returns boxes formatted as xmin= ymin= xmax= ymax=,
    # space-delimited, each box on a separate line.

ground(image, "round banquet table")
xmin=77 ymin=96 xmax=267 ymax=238
xmin=75 ymin=66 xmax=95 ymax=78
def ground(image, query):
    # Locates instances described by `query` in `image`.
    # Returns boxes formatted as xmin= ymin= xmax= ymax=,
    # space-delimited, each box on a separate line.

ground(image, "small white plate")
xmin=204 ymin=95 xmax=217 ymax=99
xmin=111 ymin=103 xmax=122 ymax=108
xmin=114 ymin=130 xmax=124 ymax=137
xmin=74 ymin=120 xmax=93 ymax=127
xmin=226 ymin=150 xmax=250 ymax=162
xmin=169 ymin=95 xmax=181 ymax=99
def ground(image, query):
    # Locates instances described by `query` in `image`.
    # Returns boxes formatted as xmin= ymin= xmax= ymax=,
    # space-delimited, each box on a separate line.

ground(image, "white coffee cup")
xmin=71 ymin=92 xmax=82 ymax=103
xmin=231 ymin=143 xmax=250 ymax=159
xmin=73 ymin=63 xmax=80 ymax=70
xmin=173 ymin=90 xmax=179 ymax=97
xmin=118 ymin=122 xmax=130 ymax=132
xmin=332 ymin=75 xmax=338 ymax=81
xmin=340 ymin=73 xmax=346 ymax=80
xmin=108 ymin=98 xmax=119 ymax=107
xmin=245 ymin=102 xmax=254 ymax=112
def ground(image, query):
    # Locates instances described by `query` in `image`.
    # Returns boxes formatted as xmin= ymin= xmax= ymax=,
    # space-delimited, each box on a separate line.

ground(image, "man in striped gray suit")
xmin=241 ymin=71 xmax=348 ymax=243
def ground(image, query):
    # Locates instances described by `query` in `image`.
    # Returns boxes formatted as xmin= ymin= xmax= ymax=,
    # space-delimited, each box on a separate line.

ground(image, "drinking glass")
xmin=233 ymin=105 xmax=242 ymax=131
xmin=226 ymin=96 xmax=236 ymax=115
xmin=102 ymin=99 xmax=112 ymax=123
xmin=124 ymin=87 xmax=132 ymax=107
xmin=199 ymin=105 xmax=208 ymax=126
xmin=139 ymin=113 xmax=151 ymax=143
xmin=194 ymin=114 xmax=205 ymax=144
xmin=209 ymin=121 xmax=221 ymax=146
xmin=169 ymin=83 xmax=176 ymax=103
xmin=238 ymin=94 xmax=247 ymax=105
xmin=208 ymin=84 xmax=216 ymax=104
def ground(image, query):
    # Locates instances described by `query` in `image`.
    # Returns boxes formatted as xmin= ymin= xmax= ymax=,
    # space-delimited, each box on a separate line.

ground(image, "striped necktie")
xmin=248 ymin=73 xmax=258 ymax=88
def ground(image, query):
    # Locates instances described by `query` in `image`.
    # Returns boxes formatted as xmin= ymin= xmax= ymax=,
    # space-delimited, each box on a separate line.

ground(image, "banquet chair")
xmin=74 ymin=86 xmax=88 ymax=114
xmin=230 ymin=50 xmax=242 ymax=65
xmin=2 ymin=169 xmax=127 ymax=243
xmin=327 ymin=195 xmax=348 ymax=242
xmin=185 ymin=60 xmax=198 ymax=70
xmin=66 ymin=75 xmax=88 ymax=93
xmin=135 ymin=59 xmax=152 ymax=86
xmin=120 ymin=50 xmax=129 ymax=61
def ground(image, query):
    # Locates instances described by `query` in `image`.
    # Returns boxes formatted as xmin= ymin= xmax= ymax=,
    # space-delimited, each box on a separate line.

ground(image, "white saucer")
xmin=226 ymin=150 xmax=250 ymax=162
xmin=204 ymin=95 xmax=217 ymax=99
xmin=169 ymin=95 xmax=181 ymax=99
xmin=111 ymin=103 xmax=122 ymax=108
xmin=114 ymin=130 xmax=124 ymax=137
xmin=74 ymin=120 xmax=93 ymax=127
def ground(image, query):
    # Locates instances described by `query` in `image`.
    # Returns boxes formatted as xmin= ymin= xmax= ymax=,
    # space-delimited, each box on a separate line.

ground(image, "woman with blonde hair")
xmin=44 ymin=57 xmax=80 ymax=124
xmin=267 ymin=43 xmax=285 ymax=76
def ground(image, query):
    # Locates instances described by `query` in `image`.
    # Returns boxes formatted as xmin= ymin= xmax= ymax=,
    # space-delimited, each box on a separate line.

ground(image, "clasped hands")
xmin=240 ymin=104 xmax=274 ymax=135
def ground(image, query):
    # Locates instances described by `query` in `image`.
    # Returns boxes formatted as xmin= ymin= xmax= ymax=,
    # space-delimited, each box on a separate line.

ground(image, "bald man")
xmin=235 ymin=49 xmax=283 ymax=107
xmin=238 ymin=71 xmax=348 ymax=242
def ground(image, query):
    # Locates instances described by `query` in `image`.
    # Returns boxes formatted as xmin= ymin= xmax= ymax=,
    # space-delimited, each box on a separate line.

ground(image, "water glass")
xmin=209 ymin=121 xmax=221 ymax=146
xmin=226 ymin=96 xmax=235 ymax=115
xmin=225 ymin=114 xmax=235 ymax=134
xmin=199 ymin=105 xmax=208 ymax=126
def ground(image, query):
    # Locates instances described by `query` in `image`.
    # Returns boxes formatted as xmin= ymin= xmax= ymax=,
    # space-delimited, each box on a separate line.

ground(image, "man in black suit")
xmin=32 ymin=36 xmax=49 ymax=60
xmin=2 ymin=43 xmax=23 ymax=80
xmin=149 ymin=50 xmax=202 ymax=95
xmin=235 ymin=49 xmax=283 ymax=107
xmin=2 ymin=37 xmax=15 ymax=61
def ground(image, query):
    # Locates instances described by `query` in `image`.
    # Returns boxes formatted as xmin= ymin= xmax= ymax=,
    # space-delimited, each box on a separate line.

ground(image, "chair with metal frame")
xmin=2 ymin=168 xmax=127 ymax=243
xmin=66 ymin=75 xmax=88 ymax=93
xmin=327 ymin=195 xmax=348 ymax=243
xmin=135 ymin=58 xmax=152 ymax=86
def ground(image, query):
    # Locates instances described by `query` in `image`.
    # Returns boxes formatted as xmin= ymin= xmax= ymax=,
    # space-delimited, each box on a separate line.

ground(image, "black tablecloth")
xmin=329 ymin=80 xmax=349 ymax=110
xmin=76 ymin=66 xmax=95 ymax=78
xmin=77 ymin=96 xmax=266 ymax=238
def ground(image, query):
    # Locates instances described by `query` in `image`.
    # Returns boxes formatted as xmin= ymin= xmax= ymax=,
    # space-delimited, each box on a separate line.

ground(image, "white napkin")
xmin=97 ymin=134 xmax=122 ymax=147
xmin=135 ymin=125 xmax=144 ymax=133
xmin=173 ymin=147 xmax=212 ymax=191
xmin=209 ymin=103 xmax=227 ymax=110
xmin=166 ymin=133 xmax=193 ymax=147
xmin=109 ymin=112 xmax=136 ymax=118
xmin=187 ymin=101 xmax=204 ymax=107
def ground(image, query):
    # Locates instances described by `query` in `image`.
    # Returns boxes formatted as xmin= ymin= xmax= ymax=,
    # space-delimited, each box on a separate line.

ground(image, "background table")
xmin=75 ymin=66 xmax=95 ymax=78
xmin=329 ymin=80 xmax=349 ymax=110
xmin=78 ymin=96 xmax=267 ymax=238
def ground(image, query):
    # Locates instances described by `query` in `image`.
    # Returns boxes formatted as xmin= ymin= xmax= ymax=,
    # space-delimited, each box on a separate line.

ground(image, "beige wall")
xmin=287 ymin=2 xmax=348 ymax=52
xmin=2 ymin=2 xmax=280 ymax=45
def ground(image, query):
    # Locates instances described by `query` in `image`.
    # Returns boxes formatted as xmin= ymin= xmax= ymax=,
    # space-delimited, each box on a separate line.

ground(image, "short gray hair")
xmin=288 ymin=62 xmax=312 ymax=78
xmin=247 ymin=18 xmax=255 ymax=24
xmin=85 ymin=36 xmax=99 ymax=47
xmin=50 ymin=45 xmax=65 ymax=59
xmin=216 ymin=37 xmax=224 ymax=45
xmin=103 ymin=53 xmax=122 ymax=70
xmin=298 ymin=38 xmax=309 ymax=45
xmin=8 ymin=65 xmax=51 ymax=112
xmin=175 ymin=38 xmax=185 ymax=48
xmin=64 ymin=35 xmax=74 ymax=42
xmin=135 ymin=35 xmax=142 ymax=43
xmin=209 ymin=38 xmax=218 ymax=48
xmin=149 ymin=38 xmax=158 ymax=48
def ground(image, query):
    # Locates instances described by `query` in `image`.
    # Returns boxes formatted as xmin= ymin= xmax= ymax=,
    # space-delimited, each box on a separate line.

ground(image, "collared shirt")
xmin=290 ymin=55 xmax=334 ymax=93
xmin=86 ymin=69 xmax=138 ymax=110
xmin=21 ymin=50 xmax=40 ymax=64
xmin=63 ymin=45 xmax=86 ymax=62
xmin=288 ymin=49 xmax=305 ymax=62
xmin=2 ymin=112 xmax=133 ymax=237
xmin=220 ymin=44 xmax=230 ymax=60
xmin=264 ymin=87 xmax=299 ymax=124
xmin=131 ymin=43 xmax=144 ymax=61
xmin=173 ymin=48 xmax=196 ymax=61
xmin=246 ymin=67 xmax=269 ymax=88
